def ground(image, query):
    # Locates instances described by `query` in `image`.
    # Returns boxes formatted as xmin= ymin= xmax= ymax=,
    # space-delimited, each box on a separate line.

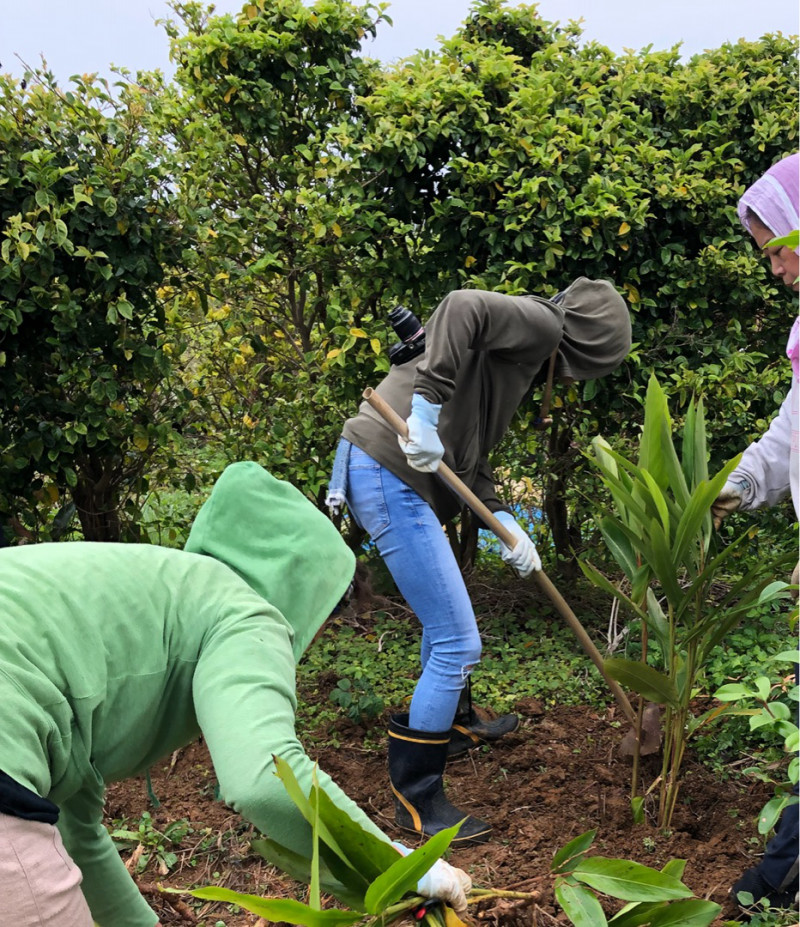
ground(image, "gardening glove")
xmin=495 ymin=510 xmax=541 ymax=577
xmin=398 ymin=393 xmax=444 ymax=473
xmin=711 ymin=479 xmax=748 ymax=530
xmin=392 ymin=844 xmax=471 ymax=916
xmin=417 ymin=858 xmax=472 ymax=916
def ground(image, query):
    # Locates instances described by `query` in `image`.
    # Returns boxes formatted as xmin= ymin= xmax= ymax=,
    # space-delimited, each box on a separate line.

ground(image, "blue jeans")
xmin=346 ymin=446 xmax=481 ymax=732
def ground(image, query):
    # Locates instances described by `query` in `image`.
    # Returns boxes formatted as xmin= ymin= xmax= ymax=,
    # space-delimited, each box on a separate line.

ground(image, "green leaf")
xmin=772 ymin=650 xmax=800 ymax=664
xmin=758 ymin=795 xmax=790 ymax=835
xmin=180 ymin=887 xmax=362 ymax=925
xmin=363 ymin=823 xmax=461 ymax=913
xmin=312 ymin=783 xmax=400 ymax=884
xmin=608 ymin=901 xmax=664 ymax=927
xmin=272 ymin=757 xmax=351 ymax=864
xmin=604 ymin=658 xmax=680 ymax=709
xmin=573 ymin=857 xmax=692 ymax=902
xmin=649 ymin=899 xmax=721 ymax=926
xmin=713 ymin=683 xmax=755 ymax=702
xmin=552 ymin=829 xmax=597 ymax=874
xmin=555 ymin=877 xmax=608 ymax=927
xmin=251 ymin=839 xmax=367 ymax=911
xmin=630 ymin=797 xmax=645 ymax=825
xmin=659 ymin=860 xmax=687 ymax=881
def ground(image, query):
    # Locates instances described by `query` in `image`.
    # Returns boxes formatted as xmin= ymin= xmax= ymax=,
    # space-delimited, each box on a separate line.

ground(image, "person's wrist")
xmin=410 ymin=393 xmax=441 ymax=426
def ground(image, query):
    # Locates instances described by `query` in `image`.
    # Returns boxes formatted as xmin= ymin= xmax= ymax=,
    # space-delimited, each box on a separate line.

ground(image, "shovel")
xmin=362 ymin=387 xmax=642 ymax=731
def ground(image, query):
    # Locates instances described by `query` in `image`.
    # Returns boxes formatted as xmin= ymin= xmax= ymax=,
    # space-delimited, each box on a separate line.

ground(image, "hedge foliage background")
xmin=0 ymin=0 xmax=797 ymax=564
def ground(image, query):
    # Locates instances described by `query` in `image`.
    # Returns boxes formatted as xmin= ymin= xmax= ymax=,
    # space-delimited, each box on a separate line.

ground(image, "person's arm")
xmin=57 ymin=782 xmax=159 ymax=927
xmin=413 ymin=291 xmax=563 ymax=406
xmin=729 ymin=381 xmax=795 ymax=511
xmin=192 ymin=608 xmax=389 ymax=856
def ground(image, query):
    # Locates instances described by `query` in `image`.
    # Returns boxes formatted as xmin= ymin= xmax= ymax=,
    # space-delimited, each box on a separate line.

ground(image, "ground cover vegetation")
xmin=0 ymin=0 xmax=798 ymax=924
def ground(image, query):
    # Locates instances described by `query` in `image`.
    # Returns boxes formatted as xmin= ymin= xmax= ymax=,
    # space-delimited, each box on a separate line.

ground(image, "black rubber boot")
xmin=448 ymin=680 xmax=519 ymax=759
xmin=388 ymin=713 xmax=492 ymax=845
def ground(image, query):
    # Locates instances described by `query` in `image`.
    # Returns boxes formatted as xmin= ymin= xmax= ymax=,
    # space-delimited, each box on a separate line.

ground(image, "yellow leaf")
xmin=618 ymin=221 xmax=631 ymax=236
xmin=46 ymin=484 xmax=59 ymax=504
xmin=332 ymin=222 xmax=342 ymax=238
xmin=232 ymin=134 xmax=247 ymax=146
xmin=313 ymin=222 xmax=326 ymax=238
xmin=623 ymin=283 xmax=640 ymax=305
xmin=370 ymin=338 xmax=382 ymax=355
xmin=443 ymin=906 xmax=468 ymax=927
xmin=220 ymin=51 xmax=229 ymax=69
xmin=214 ymin=271 xmax=230 ymax=281
xmin=224 ymin=87 xmax=236 ymax=103
xmin=245 ymin=4 xmax=257 ymax=18
xmin=350 ymin=328 xmax=367 ymax=338
xmin=465 ymin=255 xmax=476 ymax=267
xmin=123 ymin=349 xmax=133 ymax=361
xmin=133 ymin=434 xmax=149 ymax=452
xmin=193 ymin=66 xmax=202 ymax=80
xmin=327 ymin=348 xmax=341 ymax=360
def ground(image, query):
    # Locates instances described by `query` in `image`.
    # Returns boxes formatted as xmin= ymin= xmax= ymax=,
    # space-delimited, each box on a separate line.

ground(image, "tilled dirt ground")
xmin=106 ymin=696 xmax=780 ymax=926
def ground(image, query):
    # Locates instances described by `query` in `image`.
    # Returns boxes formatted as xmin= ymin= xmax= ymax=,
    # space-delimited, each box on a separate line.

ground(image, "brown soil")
xmin=106 ymin=696 xmax=774 ymax=926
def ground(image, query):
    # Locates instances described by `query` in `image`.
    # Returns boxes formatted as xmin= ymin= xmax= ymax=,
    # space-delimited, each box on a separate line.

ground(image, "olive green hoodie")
xmin=0 ymin=463 xmax=384 ymax=927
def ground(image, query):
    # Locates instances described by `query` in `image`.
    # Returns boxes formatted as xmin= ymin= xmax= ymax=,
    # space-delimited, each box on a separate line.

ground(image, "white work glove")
xmin=398 ymin=393 xmax=444 ymax=473
xmin=417 ymin=857 xmax=472 ymax=916
xmin=392 ymin=844 xmax=471 ymax=916
xmin=711 ymin=479 xmax=747 ymax=530
xmin=495 ymin=510 xmax=541 ymax=577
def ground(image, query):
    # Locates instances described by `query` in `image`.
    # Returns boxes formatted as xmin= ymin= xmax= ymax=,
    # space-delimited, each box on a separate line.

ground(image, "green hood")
xmin=185 ymin=462 xmax=355 ymax=660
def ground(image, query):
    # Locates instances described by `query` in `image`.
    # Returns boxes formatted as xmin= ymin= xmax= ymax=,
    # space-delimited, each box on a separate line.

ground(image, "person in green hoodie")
xmin=0 ymin=462 xmax=471 ymax=927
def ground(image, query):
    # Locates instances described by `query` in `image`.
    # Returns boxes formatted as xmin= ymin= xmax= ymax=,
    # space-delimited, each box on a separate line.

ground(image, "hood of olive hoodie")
xmin=184 ymin=462 xmax=355 ymax=661
xmin=555 ymin=277 xmax=632 ymax=381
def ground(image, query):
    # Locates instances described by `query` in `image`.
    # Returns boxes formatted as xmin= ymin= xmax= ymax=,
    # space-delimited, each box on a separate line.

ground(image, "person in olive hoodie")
xmin=0 ymin=462 xmax=470 ymax=927
xmin=327 ymin=279 xmax=632 ymax=845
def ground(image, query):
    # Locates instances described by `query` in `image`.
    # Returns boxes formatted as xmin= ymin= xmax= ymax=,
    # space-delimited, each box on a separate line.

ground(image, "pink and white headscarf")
xmin=737 ymin=153 xmax=799 ymax=245
xmin=738 ymin=154 xmax=800 ymax=379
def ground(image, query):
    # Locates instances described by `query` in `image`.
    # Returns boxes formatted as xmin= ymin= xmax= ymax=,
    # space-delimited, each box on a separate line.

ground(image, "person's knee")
xmin=458 ymin=633 xmax=482 ymax=672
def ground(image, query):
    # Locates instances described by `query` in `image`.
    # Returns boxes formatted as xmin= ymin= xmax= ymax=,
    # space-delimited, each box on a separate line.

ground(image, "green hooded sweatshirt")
xmin=0 ymin=462 xmax=386 ymax=927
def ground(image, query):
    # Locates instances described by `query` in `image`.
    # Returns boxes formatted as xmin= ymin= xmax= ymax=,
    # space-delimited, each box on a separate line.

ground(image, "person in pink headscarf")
xmin=711 ymin=153 xmax=799 ymax=917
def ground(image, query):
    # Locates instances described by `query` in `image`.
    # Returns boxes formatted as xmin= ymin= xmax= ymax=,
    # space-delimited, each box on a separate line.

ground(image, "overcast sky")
xmin=2 ymin=0 xmax=797 ymax=84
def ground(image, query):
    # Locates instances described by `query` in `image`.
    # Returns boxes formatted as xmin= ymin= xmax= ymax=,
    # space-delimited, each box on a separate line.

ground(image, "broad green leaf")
xmin=713 ymin=683 xmax=755 ymax=702
xmin=643 ymin=589 xmax=670 ymax=655
xmin=598 ymin=516 xmax=639 ymax=580
xmin=772 ymin=650 xmax=800 ymax=664
xmin=573 ymin=857 xmax=692 ymax=901
xmin=312 ymin=783 xmax=399 ymax=884
xmin=656 ymin=412 xmax=690 ymax=507
xmin=272 ymin=757 xmax=350 ymax=863
xmin=758 ymin=795 xmax=791 ymax=835
xmin=639 ymin=375 xmax=671 ymax=489
xmin=310 ymin=768 xmax=321 ymax=909
xmin=555 ymin=877 xmax=608 ymax=927
xmin=630 ymin=797 xmax=645 ymax=825
xmin=660 ymin=860 xmax=687 ymax=881
xmin=251 ymin=839 xmax=367 ymax=911
xmin=608 ymin=901 xmax=663 ymax=927
xmin=552 ymin=829 xmax=597 ymax=874
xmin=363 ymin=822 xmax=461 ymax=913
xmin=640 ymin=468 xmax=671 ymax=537
xmin=649 ymin=899 xmax=720 ymax=926
xmin=181 ymin=887 xmax=362 ymax=925
xmin=603 ymin=659 xmax=679 ymax=708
